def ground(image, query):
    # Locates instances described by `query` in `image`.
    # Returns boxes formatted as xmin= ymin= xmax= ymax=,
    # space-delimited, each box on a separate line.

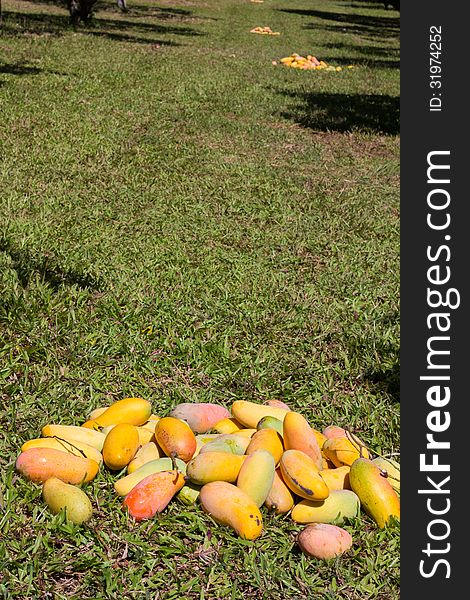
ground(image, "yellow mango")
xmin=231 ymin=400 xmax=289 ymax=429
xmin=42 ymin=425 xmax=106 ymax=452
xmin=319 ymin=466 xmax=351 ymax=492
xmin=234 ymin=428 xmax=257 ymax=439
xmin=83 ymin=397 xmax=152 ymax=429
xmin=114 ymin=457 xmax=186 ymax=496
xmin=322 ymin=436 xmax=369 ymax=467
xmin=22 ymin=437 xmax=102 ymax=466
xmin=264 ymin=468 xmax=294 ymax=514
xmin=123 ymin=470 xmax=185 ymax=521
xmin=186 ymin=452 xmax=246 ymax=485
xmin=199 ymin=481 xmax=263 ymax=540
xmin=349 ymin=458 xmax=400 ymax=528
xmin=199 ymin=434 xmax=250 ymax=456
xmin=211 ymin=417 xmax=244 ymax=434
xmin=246 ymin=429 xmax=284 ymax=465
xmin=169 ymin=402 xmax=231 ymax=433
xmin=372 ymin=456 xmax=400 ymax=493
xmin=16 ymin=448 xmax=99 ymax=484
xmin=136 ymin=426 xmax=156 ymax=445
xmin=102 ymin=423 xmax=139 ymax=471
xmin=291 ymin=490 xmax=360 ymax=525
xmin=312 ymin=428 xmax=327 ymax=449
xmin=155 ymin=417 xmax=197 ymax=462
xmin=283 ymin=412 xmax=323 ymax=469
xmin=127 ymin=442 xmax=162 ymax=474
xmin=237 ymin=449 xmax=275 ymax=507
xmin=280 ymin=450 xmax=329 ymax=501
xmin=87 ymin=406 xmax=108 ymax=421
xmin=42 ymin=477 xmax=93 ymax=524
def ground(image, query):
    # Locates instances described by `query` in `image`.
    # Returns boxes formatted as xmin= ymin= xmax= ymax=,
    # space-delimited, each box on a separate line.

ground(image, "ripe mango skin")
xmin=349 ymin=458 xmax=400 ymax=528
xmin=155 ymin=417 xmax=197 ymax=462
xmin=264 ymin=399 xmax=291 ymax=410
xmin=372 ymin=457 xmax=400 ymax=493
xmin=280 ymin=450 xmax=329 ymax=501
xmin=84 ymin=397 xmax=152 ymax=428
xmin=123 ymin=470 xmax=185 ymax=521
xmin=169 ymin=403 xmax=231 ymax=434
xmin=322 ymin=425 xmax=347 ymax=440
xmin=231 ymin=401 xmax=289 ymax=429
xmin=283 ymin=412 xmax=323 ymax=469
xmin=41 ymin=425 xmax=106 ymax=452
xmin=236 ymin=449 xmax=275 ymax=507
xmin=322 ymin=436 xmax=369 ymax=467
xmin=102 ymin=423 xmax=140 ymax=471
xmin=199 ymin=434 xmax=250 ymax=456
xmin=22 ymin=437 xmax=103 ymax=466
xmin=199 ymin=481 xmax=263 ymax=540
xmin=186 ymin=452 xmax=246 ymax=485
xmin=42 ymin=477 xmax=93 ymax=524
xmin=264 ymin=468 xmax=294 ymax=514
xmin=256 ymin=416 xmax=284 ymax=437
xmin=319 ymin=466 xmax=351 ymax=492
xmin=246 ymin=429 xmax=284 ymax=465
xmin=114 ymin=457 xmax=187 ymax=496
xmin=297 ymin=523 xmax=353 ymax=560
xmin=291 ymin=490 xmax=360 ymax=525
xmin=127 ymin=442 xmax=162 ymax=474
xmin=16 ymin=448 xmax=99 ymax=484
xmin=212 ymin=418 xmax=244 ymax=434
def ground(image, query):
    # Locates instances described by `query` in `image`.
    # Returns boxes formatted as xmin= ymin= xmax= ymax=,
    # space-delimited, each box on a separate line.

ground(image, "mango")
xmin=82 ymin=397 xmax=152 ymax=429
xmin=102 ymin=423 xmax=140 ymax=471
xmin=127 ymin=442 xmax=162 ymax=474
xmin=245 ymin=429 xmax=284 ymax=465
xmin=349 ymin=458 xmax=400 ymax=528
xmin=231 ymin=400 xmax=289 ymax=429
xmin=279 ymin=450 xmax=329 ymax=501
xmin=22 ymin=437 xmax=103 ymax=466
xmin=176 ymin=481 xmax=201 ymax=505
xmin=192 ymin=433 xmax=221 ymax=458
xmin=87 ymin=406 xmax=108 ymax=421
xmin=199 ymin=481 xmax=263 ymax=540
xmin=42 ymin=477 xmax=93 ymax=524
xmin=235 ymin=428 xmax=257 ymax=439
xmin=186 ymin=452 xmax=246 ymax=485
xmin=264 ymin=399 xmax=290 ymax=410
xmin=123 ymin=469 xmax=185 ymax=521
xmin=169 ymin=402 xmax=230 ymax=433
xmin=42 ymin=424 xmax=106 ymax=452
xmin=257 ymin=416 xmax=284 ymax=437
xmin=16 ymin=448 xmax=99 ymax=484
xmin=236 ymin=449 xmax=275 ymax=507
xmin=283 ymin=412 xmax=323 ymax=469
xmin=372 ymin=456 xmax=400 ymax=493
xmin=264 ymin=468 xmax=294 ymax=514
xmin=319 ymin=466 xmax=351 ymax=492
xmin=155 ymin=417 xmax=197 ymax=462
xmin=322 ymin=436 xmax=369 ymax=467
xmin=297 ymin=523 xmax=353 ymax=560
xmin=291 ymin=490 xmax=360 ymax=525
xmin=323 ymin=425 xmax=347 ymax=439
xmin=136 ymin=426 xmax=157 ymax=445
xmin=114 ymin=457 xmax=187 ymax=496
xmin=312 ymin=428 xmax=327 ymax=449
xmin=211 ymin=417 xmax=244 ymax=434
xmin=199 ymin=434 xmax=250 ymax=456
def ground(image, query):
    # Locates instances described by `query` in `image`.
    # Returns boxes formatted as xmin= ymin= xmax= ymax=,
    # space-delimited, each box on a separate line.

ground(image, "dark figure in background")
xmin=67 ymin=0 xmax=127 ymax=25
xmin=384 ymin=0 xmax=400 ymax=9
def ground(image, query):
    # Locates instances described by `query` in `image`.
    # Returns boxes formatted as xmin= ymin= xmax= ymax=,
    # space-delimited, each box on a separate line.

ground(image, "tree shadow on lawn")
xmin=278 ymin=7 xmax=399 ymax=40
xmin=1 ymin=10 xmax=203 ymax=43
xmin=276 ymin=90 xmax=399 ymax=135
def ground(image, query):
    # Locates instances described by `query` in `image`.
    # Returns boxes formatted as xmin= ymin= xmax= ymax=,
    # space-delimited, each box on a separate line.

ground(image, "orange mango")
xmin=280 ymin=450 xmax=329 ymax=501
xmin=283 ymin=412 xmax=323 ymax=469
xmin=123 ymin=470 xmax=185 ymax=521
xmin=16 ymin=448 xmax=99 ymax=484
xmin=264 ymin=468 xmax=294 ymax=514
xmin=114 ymin=457 xmax=186 ymax=496
xmin=155 ymin=417 xmax=197 ymax=462
xmin=322 ymin=436 xmax=369 ymax=467
xmin=319 ymin=466 xmax=351 ymax=491
xmin=245 ymin=429 xmax=284 ymax=465
xmin=211 ymin=417 xmax=244 ymax=434
xmin=83 ymin=397 xmax=151 ymax=429
xmin=199 ymin=481 xmax=263 ymax=540
xmin=102 ymin=423 xmax=140 ymax=471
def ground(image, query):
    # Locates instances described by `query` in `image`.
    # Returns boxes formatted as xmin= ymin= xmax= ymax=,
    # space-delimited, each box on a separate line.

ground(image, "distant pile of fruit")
xmin=16 ymin=397 xmax=400 ymax=560
xmin=250 ymin=26 xmax=280 ymax=35
xmin=280 ymin=53 xmax=345 ymax=71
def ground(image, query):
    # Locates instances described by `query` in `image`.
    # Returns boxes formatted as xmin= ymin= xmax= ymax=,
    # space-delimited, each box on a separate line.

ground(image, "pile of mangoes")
xmin=250 ymin=26 xmax=280 ymax=35
xmin=279 ymin=53 xmax=344 ymax=71
xmin=15 ymin=398 xmax=400 ymax=560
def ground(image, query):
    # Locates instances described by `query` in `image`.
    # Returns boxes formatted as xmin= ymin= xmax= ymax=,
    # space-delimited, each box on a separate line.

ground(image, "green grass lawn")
xmin=0 ymin=0 xmax=400 ymax=597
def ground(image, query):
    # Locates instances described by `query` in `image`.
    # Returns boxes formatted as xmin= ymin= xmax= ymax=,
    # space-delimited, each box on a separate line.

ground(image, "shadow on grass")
xmin=278 ymin=7 xmax=399 ymax=40
xmin=276 ymin=90 xmax=399 ymax=135
xmin=1 ymin=9 xmax=203 ymax=43
xmin=0 ymin=237 xmax=104 ymax=291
